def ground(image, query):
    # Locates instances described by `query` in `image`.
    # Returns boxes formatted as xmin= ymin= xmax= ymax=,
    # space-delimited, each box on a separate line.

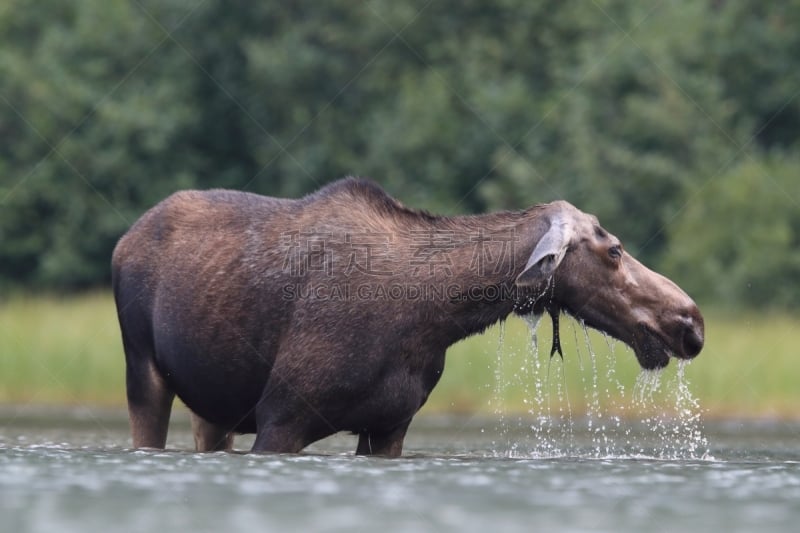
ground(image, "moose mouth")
xmin=559 ymin=310 xmax=675 ymax=370
xmin=520 ymin=306 xmax=701 ymax=371
xmin=576 ymin=317 xmax=681 ymax=370
xmin=630 ymin=325 xmax=673 ymax=370
xmin=630 ymin=322 xmax=707 ymax=370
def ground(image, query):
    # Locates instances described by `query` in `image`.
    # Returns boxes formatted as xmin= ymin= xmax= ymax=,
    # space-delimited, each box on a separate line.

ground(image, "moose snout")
xmin=678 ymin=306 xmax=705 ymax=359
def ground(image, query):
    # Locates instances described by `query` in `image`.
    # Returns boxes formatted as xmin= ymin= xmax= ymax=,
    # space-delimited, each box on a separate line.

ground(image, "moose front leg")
xmin=356 ymin=421 xmax=411 ymax=458
xmin=251 ymin=390 xmax=324 ymax=454
xmin=190 ymin=412 xmax=234 ymax=452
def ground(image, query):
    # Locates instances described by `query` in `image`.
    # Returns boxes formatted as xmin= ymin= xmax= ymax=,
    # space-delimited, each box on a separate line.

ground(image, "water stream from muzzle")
xmin=634 ymin=360 xmax=710 ymax=459
xmin=489 ymin=315 xmax=711 ymax=460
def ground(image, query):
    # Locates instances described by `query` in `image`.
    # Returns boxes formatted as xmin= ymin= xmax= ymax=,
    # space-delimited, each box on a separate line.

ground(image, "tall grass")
xmin=1 ymin=293 xmax=798 ymax=418
xmin=0 ymin=293 xmax=124 ymax=405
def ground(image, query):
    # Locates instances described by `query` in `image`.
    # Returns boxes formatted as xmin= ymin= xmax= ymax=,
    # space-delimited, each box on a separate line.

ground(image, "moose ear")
xmin=516 ymin=216 xmax=573 ymax=287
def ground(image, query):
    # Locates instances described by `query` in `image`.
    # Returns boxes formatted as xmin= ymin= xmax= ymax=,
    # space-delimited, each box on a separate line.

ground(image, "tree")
xmin=1 ymin=0 xmax=799 ymax=309
xmin=663 ymin=154 xmax=800 ymax=309
xmin=0 ymin=1 xmax=200 ymax=288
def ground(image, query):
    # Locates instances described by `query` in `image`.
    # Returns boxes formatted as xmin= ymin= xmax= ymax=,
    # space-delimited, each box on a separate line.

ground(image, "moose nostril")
xmin=682 ymin=323 xmax=704 ymax=358
xmin=678 ymin=303 xmax=705 ymax=358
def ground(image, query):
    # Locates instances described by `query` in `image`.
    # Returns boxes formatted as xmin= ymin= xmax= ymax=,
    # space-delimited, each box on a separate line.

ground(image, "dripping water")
xmin=516 ymin=312 xmax=576 ymax=457
xmin=674 ymin=359 xmax=711 ymax=459
xmin=630 ymin=361 xmax=711 ymax=459
xmin=490 ymin=321 xmax=509 ymax=455
xmin=493 ymin=314 xmax=557 ymax=458
xmin=633 ymin=368 xmax=663 ymax=405
xmin=522 ymin=313 xmax=565 ymax=457
xmin=490 ymin=315 xmax=710 ymax=460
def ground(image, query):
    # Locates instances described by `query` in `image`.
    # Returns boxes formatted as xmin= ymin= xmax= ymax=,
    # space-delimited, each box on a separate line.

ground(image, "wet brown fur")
xmin=112 ymin=177 xmax=703 ymax=456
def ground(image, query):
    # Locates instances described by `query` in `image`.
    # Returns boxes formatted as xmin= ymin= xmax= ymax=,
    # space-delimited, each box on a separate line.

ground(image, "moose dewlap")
xmin=112 ymin=178 xmax=704 ymax=456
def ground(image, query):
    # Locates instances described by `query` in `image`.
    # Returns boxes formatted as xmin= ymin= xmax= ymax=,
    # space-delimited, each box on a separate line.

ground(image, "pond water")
xmin=2 ymin=409 xmax=799 ymax=533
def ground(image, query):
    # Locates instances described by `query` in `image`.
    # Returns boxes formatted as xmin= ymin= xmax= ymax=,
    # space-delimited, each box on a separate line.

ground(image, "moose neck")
xmin=417 ymin=206 xmax=550 ymax=347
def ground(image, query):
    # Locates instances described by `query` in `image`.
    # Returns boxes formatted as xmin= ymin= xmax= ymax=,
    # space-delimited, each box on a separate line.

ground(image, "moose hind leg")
xmin=126 ymin=357 xmax=174 ymax=449
xmin=191 ymin=412 xmax=234 ymax=452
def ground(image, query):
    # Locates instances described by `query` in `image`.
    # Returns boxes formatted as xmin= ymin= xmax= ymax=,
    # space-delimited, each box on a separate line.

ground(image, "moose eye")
xmin=608 ymin=245 xmax=623 ymax=260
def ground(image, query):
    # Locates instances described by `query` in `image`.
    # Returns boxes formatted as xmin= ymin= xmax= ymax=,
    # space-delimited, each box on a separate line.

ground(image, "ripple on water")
xmin=3 ymin=428 xmax=800 ymax=533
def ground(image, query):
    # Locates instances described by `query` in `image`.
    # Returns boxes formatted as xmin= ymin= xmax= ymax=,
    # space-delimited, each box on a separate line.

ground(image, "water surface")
xmin=2 ymin=410 xmax=799 ymax=533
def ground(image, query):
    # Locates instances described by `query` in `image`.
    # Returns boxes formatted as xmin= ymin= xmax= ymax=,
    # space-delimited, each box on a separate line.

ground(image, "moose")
xmin=112 ymin=178 xmax=704 ymax=456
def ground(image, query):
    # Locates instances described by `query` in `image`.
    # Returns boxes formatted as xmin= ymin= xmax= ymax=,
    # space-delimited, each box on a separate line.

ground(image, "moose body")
xmin=113 ymin=178 xmax=704 ymax=456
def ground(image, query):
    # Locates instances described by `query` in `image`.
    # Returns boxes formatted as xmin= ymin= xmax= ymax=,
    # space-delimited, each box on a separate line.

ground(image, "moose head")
xmin=516 ymin=201 xmax=704 ymax=370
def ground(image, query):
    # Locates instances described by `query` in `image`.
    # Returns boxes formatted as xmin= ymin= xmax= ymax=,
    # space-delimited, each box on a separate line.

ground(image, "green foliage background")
xmin=1 ymin=0 xmax=799 ymax=309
